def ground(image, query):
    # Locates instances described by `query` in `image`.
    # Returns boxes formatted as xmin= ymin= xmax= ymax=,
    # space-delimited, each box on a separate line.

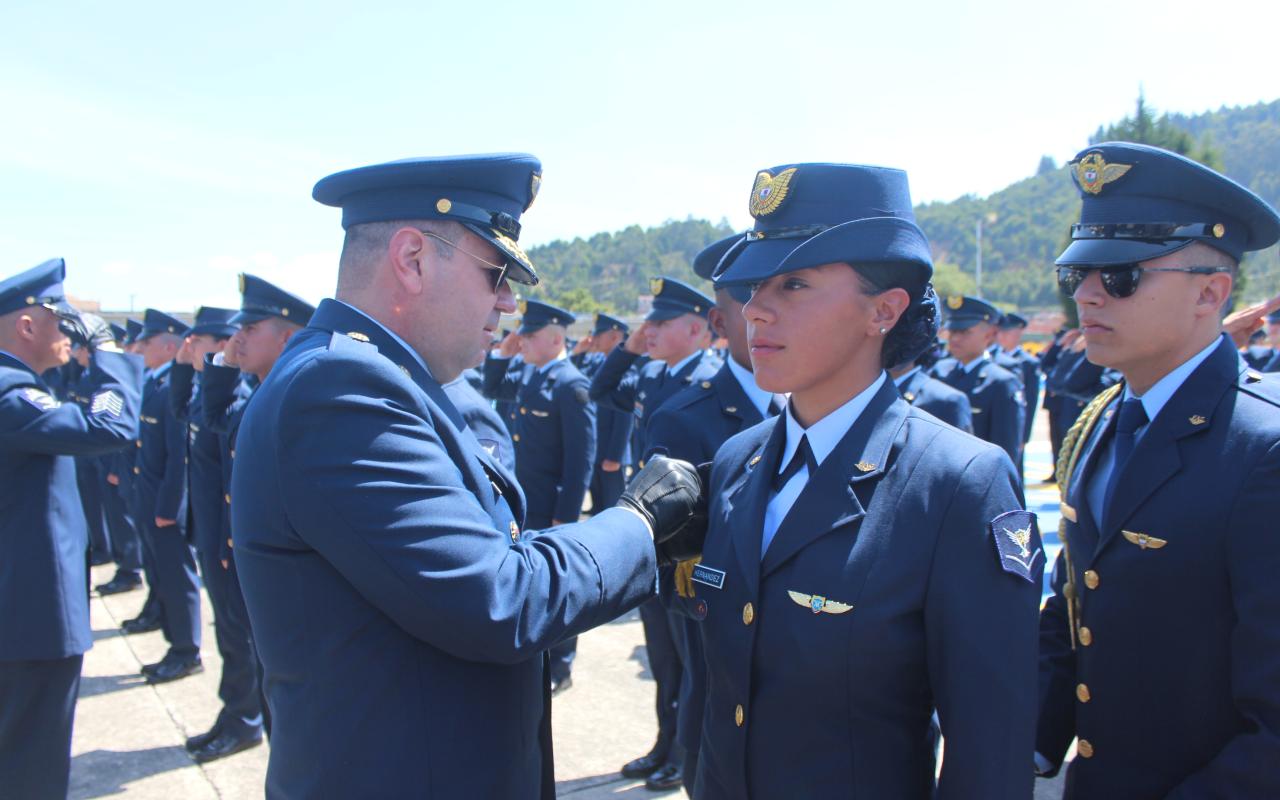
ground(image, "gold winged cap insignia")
xmin=749 ymin=168 xmax=797 ymax=217
xmin=1075 ymin=152 xmax=1132 ymax=195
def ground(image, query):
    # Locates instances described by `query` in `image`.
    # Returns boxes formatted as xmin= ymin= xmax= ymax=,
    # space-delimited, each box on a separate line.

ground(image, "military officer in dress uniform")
xmin=231 ymin=154 xmax=705 ymax=799
xmin=0 ymin=259 xmax=143 ymax=800
xmin=993 ymin=312 xmax=1042 ymax=449
xmin=486 ymin=332 xmax=533 ymax=431
xmin=589 ymin=276 xmax=720 ymax=787
xmin=65 ymin=324 xmax=116 ymax=566
xmin=1037 ymin=143 xmax=1280 ymax=799
xmin=644 ymin=232 xmax=784 ymax=794
xmin=98 ymin=320 xmax=147 ymax=594
xmin=685 ymin=162 xmax=1040 ymax=799
xmin=575 ymin=313 xmax=633 ymax=512
xmin=481 ymin=298 xmax=597 ymax=693
xmin=200 ymin=273 xmax=314 ymax=745
xmin=130 ymin=308 xmax=204 ymax=683
xmin=888 ymin=356 xmax=973 ymax=432
xmin=931 ymin=296 xmax=1025 ymax=469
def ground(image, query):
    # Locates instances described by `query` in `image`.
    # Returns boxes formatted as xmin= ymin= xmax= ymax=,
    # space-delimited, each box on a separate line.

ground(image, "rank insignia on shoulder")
xmin=20 ymin=387 xmax=59 ymax=411
xmin=990 ymin=510 xmax=1043 ymax=583
xmin=787 ymin=590 xmax=853 ymax=615
xmin=691 ymin=563 xmax=726 ymax=590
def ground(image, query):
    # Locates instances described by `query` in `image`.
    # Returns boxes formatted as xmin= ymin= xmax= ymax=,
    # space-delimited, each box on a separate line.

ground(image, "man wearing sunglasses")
xmin=1036 ymin=142 xmax=1280 ymax=799
xmin=230 ymin=154 xmax=707 ymax=799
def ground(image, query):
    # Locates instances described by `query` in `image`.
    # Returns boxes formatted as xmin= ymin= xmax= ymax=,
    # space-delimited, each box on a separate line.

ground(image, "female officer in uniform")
xmin=682 ymin=163 xmax=1042 ymax=799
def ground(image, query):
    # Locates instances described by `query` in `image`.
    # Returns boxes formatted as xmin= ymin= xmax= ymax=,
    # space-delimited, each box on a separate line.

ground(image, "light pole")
xmin=975 ymin=212 xmax=997 ymax=297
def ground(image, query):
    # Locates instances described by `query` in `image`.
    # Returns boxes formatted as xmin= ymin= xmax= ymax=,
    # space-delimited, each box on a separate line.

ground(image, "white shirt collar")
xmin=892 ymin=366 xmax=921 ymax=388
xmin=725 ymin=354 xmax=775 ymax=417
xmin=1123 ymin=335 xmax=1223 ymax=425
xmin=665 ymin=350 xmax=700 ymax=376
xmin=778 ymin=372 xmax=887 ymax=473
xmin=336 ymin=300 xmax=434 ymax=380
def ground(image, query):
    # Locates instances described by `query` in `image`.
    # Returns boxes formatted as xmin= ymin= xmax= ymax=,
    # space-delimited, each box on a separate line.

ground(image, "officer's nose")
xmin=1073 ymin=270 xmax=1107 ymax=307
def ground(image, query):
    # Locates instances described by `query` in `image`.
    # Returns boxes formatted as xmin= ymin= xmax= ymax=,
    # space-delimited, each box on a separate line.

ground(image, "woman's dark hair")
xmin=848 ymin=262 xmax=940 ymax=369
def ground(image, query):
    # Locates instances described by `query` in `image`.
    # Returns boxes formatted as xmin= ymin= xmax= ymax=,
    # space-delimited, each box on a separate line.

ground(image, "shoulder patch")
xmin=19 ymin=387 xmax=60 ymax=411
xmin=990 ymin=510 xmax=1043 ymax=584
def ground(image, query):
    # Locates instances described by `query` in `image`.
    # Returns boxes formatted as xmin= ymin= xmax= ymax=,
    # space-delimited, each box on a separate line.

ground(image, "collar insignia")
xmin=788 ymin=590 xmax=852 ymax=615
xmin=855 ymin=461 xmax=876 ymax=472
xmin=903 ymin=391 xmax=916 ymax=402
xmin=1074 ymin=152 xmax=1132 ymax=195
xmin=1189 ymin=414 xmax=1206 ymax=425
xmin=946 ymin=295 xmax=964 ymax=310
xmin=749 ymin=168 xmax=797 ymax=218
xmin=347 ymin=331 xmax=370 ymax=342
xmin=1122 ymin=530 xmax=1168 ymax=550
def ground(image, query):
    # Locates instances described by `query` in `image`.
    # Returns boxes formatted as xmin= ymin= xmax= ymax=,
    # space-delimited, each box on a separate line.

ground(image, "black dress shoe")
xmin=96 ymin=575 xmax=143 ymax=595
xmin=121 ymin=616 xmax=162 ymax=634
xmin=145 ymin=657 xmax=204 ymax=684
xmin=550 ymin=675 xmax=573 ymax=697
xmin=645 ymin=763 xmax=683 ymax=791
xmin=185 ymin=721 xmax=223 ymax=752
xmin=622 ymin=749 xmax=668 ymax=779
xmin=191 ymin=728 xmax=263 ymax=763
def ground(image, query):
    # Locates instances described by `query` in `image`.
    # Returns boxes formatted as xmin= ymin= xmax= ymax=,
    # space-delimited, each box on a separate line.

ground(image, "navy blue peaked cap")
xmin=941 ymin=295 xmax=1001 ymax=331
xmin=139 ymin=308 xmax=189 ymax=340
xmin=108 ymin=322 xmax=127 ymax=343
xmin=646 ymin=277 xmax=714 ymax=322
xmin=124 ymin=318 xmax=143 ymax=345
xmin=694 ymin=233 xmax=751 ymax=303
xmin=188 ymin=306 xmax=239 ymax=338
xmin=998 ymin=312 xmax=1028 ymax=330
xmin=232 ymin=273 xmax=315 ymax=326
xmin=592 ymin=312 xmax=629 ymax=336
xmin=0 ymin=258 xmax=74 ymax=317
xmin=312 ymin=153 xmax=543 ymax=286
xmin=713 ymin=163 xmax=933 ymax=287
xmin=1057 ymin=142 xmax=1280 ymax=267
xmin=517 ymin=299 xmax=575 ymax=333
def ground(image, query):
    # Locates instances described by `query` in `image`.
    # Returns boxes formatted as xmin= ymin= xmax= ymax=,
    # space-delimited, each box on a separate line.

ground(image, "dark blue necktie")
xmin=774 ymin=435 xmax=818 ymax=491
xmin=1102 ymin=398 xmax=1148 ymax=519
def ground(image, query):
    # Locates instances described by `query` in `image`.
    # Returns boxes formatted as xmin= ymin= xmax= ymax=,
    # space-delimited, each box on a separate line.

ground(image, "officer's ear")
xmin=707 ymin=307 xmax=727 ymax=339
xmin=387 ymin=227 xmax=430 ymax=296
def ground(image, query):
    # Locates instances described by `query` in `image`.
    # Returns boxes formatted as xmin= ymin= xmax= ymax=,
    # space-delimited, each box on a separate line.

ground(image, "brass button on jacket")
xmin=1078 ymin=626 xmax=1093 ymax=646
xmin=1076 ymin=683 xmax=1091 ymax=703
xmin=734 ymin=704 xmax=744 ymax=727
xmin=742 ymin=603 xmax=754 ymax=626
xmin=1084 ymin=570 xmax=1100 ymax=590
xmin=1077 ymin=739 xmax=1094 ymax=758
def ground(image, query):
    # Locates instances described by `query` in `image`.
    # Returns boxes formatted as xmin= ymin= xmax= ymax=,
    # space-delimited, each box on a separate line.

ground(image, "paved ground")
xmin=68 ymin=410 xmax=1069 ymax=799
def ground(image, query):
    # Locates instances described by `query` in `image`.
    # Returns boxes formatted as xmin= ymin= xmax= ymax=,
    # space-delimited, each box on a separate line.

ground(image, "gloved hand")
xmin=618 ymin=456 xmax=708 ymax=565
xmin=57 ymin=310 xmax=113 ymax=351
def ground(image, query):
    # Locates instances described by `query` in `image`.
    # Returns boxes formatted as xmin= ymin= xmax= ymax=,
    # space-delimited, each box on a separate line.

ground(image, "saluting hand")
xmin=497 ymin=332 xmax=522 ymax=358
xmin=624 ymin=323 xmax=649 ymax=355
xmin=1223 ymin=294 xmax=1280 ymax=348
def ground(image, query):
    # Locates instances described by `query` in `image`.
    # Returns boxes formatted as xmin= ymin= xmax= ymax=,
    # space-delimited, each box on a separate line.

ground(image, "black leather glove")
xmin=618 ymin=456 xmax=708 ymax=565
xmin=57 ymin=309 xmax=113 ymax=351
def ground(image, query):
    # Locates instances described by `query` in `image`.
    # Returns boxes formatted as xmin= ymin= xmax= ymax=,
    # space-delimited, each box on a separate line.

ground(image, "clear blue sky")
xmin=2 ymin=0 xmax=1275 ymax=311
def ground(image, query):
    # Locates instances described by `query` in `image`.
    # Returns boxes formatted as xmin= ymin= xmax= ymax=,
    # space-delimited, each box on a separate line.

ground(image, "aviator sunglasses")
xmin=1056 ymin=264 xmax=1230 ymax=299
xmin=418 ymin=229 xmax=511 ymax=292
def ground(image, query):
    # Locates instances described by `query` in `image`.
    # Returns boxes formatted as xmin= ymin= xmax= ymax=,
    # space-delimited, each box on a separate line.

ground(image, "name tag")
xmin=691 ymin=564 xmax=726 ymax=590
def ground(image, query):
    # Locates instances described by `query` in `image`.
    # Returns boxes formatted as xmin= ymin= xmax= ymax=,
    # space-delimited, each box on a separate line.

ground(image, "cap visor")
xmin=943 ymin=317 xmax=982 ymax=331
xmin=464 ymin=223 xmax=539 ymax=286
xmin=517 ymin=322 xmax=547 ymax=334
xmin=229 ymin=310 xmax=273 ymax=325
xmin=646 ymin=306 xmax=694 ymax=323
xmin=1055 ymin=237 xmax=1193 ymax=267
xmin=713 ymin=238 xmax=806 ymax=285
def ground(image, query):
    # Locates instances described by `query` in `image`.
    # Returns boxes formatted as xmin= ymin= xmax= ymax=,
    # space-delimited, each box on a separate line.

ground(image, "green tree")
xmin=1090 ymin=90 xmax=1223 ymax=170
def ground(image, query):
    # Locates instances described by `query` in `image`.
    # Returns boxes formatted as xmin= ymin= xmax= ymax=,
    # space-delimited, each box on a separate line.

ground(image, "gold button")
xmin=510 ymin=521 xmax=520 ymax=542
xmin=225 ymin=493 xmax=231 ymax=504
xmin=734 ymin=704 xmax=744 ymax=727
xmin=513 ymin=434 xmax=520 ymax=442
xmin=742 ymin=603 xmax=754 ymax=626
xmin=133 ymin=466 xmax=140 ymax=474
xmin=520 ymin=407 xmax=527 ymax=415
xmin=1076 ymin=683 xmax=1091 ymax=703
xmin=227 ymin=538 xmax=234 ymax=549
xmin=135 ymin=440 xmax=142 ymax=448
xmin=1077 ymin=739 xmax=1094 ymax=759
xmin=1084 ymin=570 xmax=1099 ymax=590
xmin=1078 ymin=626 xmax=1093 ymax=646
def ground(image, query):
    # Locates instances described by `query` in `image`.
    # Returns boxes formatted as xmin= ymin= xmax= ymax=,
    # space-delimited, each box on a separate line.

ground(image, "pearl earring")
xmin=879 ymin=327 xmax=887 ymax=334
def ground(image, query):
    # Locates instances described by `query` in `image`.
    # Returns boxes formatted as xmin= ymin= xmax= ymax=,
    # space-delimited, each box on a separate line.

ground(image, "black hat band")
xmin=1071 ymin=221 xmax=1225 ymax=241
xmin=437 ymin=198 xmax=521 ymax=240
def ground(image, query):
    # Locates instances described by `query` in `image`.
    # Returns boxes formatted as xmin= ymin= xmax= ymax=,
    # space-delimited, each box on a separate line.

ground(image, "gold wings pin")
xmin=1074 ymin=152 xmax=1132 ymax=195
xmin=749 ymin=168 xmax=797 ymax=217
xmin=788 ymin=590 xmax=853 ymax=615
xmin=1121 ymin=530 xmax=1168 ymax=550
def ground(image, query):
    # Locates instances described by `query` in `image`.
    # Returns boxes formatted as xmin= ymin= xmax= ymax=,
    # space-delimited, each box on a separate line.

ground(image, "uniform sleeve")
xmin=153 ymin=387 xmax=188 ymax=521
xmin=991 ymin=377 xmax=1025 ymax=466
xmin=553 ymin=377 xmax=595 ymax=523
xmin=1165 ymin=441 xmax=1280 ymax=798
xmin=0 ymin=351 xmax=142 ymax=457
xmin=201 ymin=360 xmax=244 ymax=436
xmin=480 ymin=355 xmax=523 ymax=402
xmin=927 ymin=447 xmax=1039 ymax=800
xmin=599 ymin=405 xmax=632 ymax=463
xmin=1035 ymin=546 xmax=1078 ymax=772
xmin=169 ymin=362 xmax=196 ymax=419
xmin=587 ymin=345 xmax=642 ymax=413
xmin=268 ymin=357 xmax=658 ymax=665
xmin=643 ymin=403 xmax=709 ymax=465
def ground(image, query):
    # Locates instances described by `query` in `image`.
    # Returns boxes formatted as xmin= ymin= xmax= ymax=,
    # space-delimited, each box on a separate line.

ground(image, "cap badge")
xmin=1189 ymin=414 xmax=1206 ymax=425
xmin=650 ymin=277 xmax=665 ymax=296
xmin=238 ymin=274 xmax=246 ymax=294
xmin=517 ymin=298 xmax=528 ymax=315
xmin=527 ymin=173 xmax=542 ymax=210
xmin=946 ymin=295 xmax=964 ymax=310
xmin=1075 ymin=152 xmax=1132 ymax=195
xmin=749 ymin=167 xmax=797 ymax=218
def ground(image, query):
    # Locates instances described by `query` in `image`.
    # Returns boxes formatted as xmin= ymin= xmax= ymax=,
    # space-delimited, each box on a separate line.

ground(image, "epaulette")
xmin=329 ymin=330 xmax=375 ymax=351
xmin=1235 ymin=369 xmax=1280 ymax=408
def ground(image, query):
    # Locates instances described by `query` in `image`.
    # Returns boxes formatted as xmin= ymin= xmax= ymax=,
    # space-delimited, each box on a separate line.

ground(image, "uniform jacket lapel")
xmin=726 ymin=418 xmax=786 ymax=600
xmin=712 ymin=363 xmax=764 ymax=428
xmin=1098 ymin=337 xmax=1239 ymax=545
xmin=760 ymin=378 xmax=904 ymax=578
